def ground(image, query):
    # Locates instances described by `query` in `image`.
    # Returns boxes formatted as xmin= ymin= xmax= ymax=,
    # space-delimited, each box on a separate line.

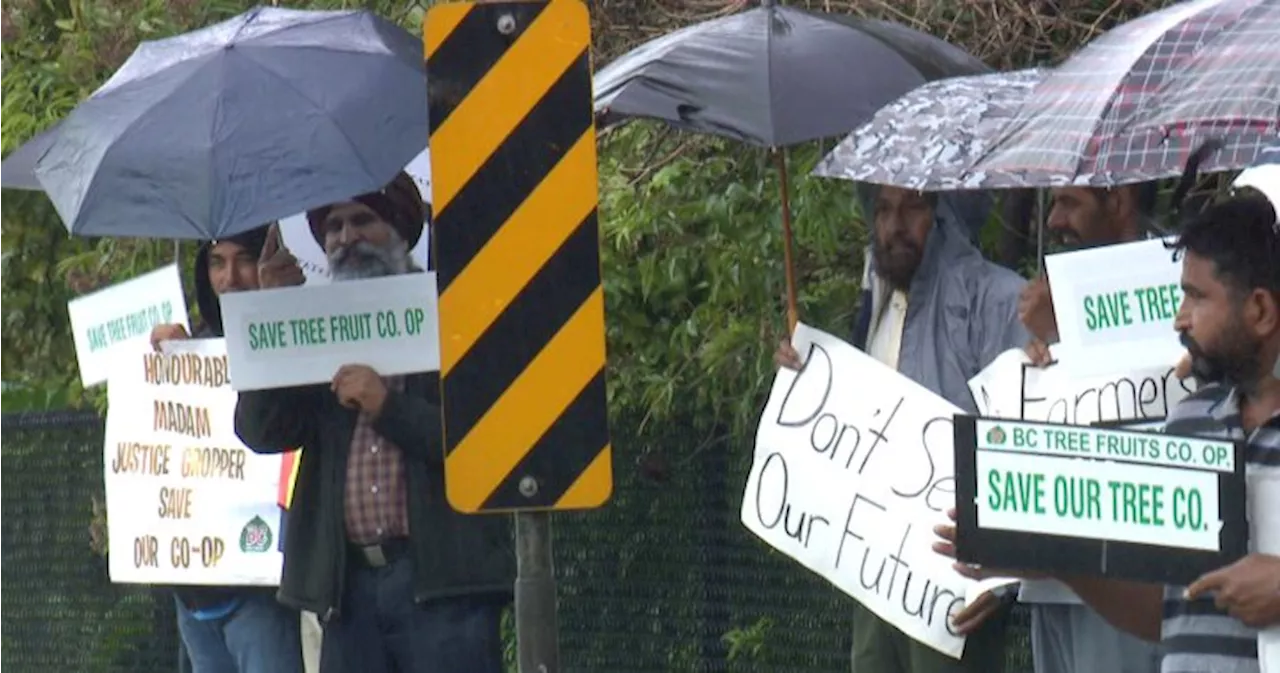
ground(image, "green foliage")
xmin=599 ymin=124 xmax=863 ymax=444
xmin=0 ymin=0 xmax=423 ymax=408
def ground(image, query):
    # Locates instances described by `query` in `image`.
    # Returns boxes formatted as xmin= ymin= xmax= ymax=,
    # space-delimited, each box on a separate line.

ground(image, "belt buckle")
xmin=360 ymin=544 xmax=388 ymax=568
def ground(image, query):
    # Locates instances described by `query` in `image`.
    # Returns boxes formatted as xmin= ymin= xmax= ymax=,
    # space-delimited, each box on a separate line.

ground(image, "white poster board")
xmin=969 ymin=348 xmax=1195 ymax=428
xmin=219 ymin=273 xmax=440 ymax=391
xmin=279 ymin=149 xmax=432 ymax=284
xmin=967 ymin=348 xmax=1196 ymax=602
xmin=741 ymin=323 xmax=972 ymax=658
xmin=1045 ymin=238 xmax=1183 ymax=377
xmin=973 ymin=418 xmax=1232 ymax=552
xmin=104 ymin=339 xmax=284 ymax=585
xmin=67 ymin=264 xmax=189 ymax=387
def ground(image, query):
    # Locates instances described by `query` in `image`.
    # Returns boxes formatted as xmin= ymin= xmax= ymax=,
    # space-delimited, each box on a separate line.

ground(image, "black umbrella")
xmin=594 ymin=0 xmax=988 ymax=329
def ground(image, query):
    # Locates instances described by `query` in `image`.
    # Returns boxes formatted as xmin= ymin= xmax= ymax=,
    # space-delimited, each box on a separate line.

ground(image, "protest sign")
xmin=968 ymin=348 xmax=1194 ymax=429
xmin=953 ymin=416 xmax=1247 ymax=585
xmin=279 ymin=149 xmax=432 ymax=284
xmin=67 ymin=264 xmax=188 ymax=387
xmin=1045 ymin=237 xmax=1183 ymax=377
xmin=741 ymin=323 xmax=973 ymax=658
xmin=104 ymin=339 xmax=284 ymax=585
xmin=219 ymin=273 xmax=440 ymax=390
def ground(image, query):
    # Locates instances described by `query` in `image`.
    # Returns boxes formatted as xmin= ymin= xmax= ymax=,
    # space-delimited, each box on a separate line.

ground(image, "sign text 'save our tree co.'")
xmin=952 ymin=417 xmax=1248 ymax=585
xmin=741 ymin=324 xmax=973 ymax=659
xmin=104 ymin=339 xmax=285 ymax=585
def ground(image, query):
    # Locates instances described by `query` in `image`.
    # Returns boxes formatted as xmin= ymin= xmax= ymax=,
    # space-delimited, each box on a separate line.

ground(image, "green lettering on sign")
xmin=248 ymin=321 xmax=289 ymax=351
xmin=1132 ymin=283 xmax=1182 ymax=324
xmin=1083 ymin=290 xmax=1134 ymax=332
xmin=288 ymin=317 xmax=328 ymax=347
xmin=987 ymin=469 xmax=1048 ymax=514
xmin=327 ymin=312 xmax=374 ymax=343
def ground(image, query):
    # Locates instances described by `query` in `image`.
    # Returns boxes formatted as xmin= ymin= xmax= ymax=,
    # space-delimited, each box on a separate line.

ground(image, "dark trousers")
xmin=850 ymin=601 xmax=1009 ymax=673
xmin=320 ymin=554 xmax=503 ymax=673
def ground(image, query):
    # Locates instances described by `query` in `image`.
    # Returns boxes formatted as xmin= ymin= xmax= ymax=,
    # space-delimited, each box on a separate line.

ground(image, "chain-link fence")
xmin=1 ymin=410 xmax=1033 ymax=673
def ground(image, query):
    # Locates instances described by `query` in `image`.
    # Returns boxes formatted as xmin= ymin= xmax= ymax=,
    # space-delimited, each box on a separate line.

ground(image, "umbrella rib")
xmin=232 ymin=48 xmax=388 ymax=184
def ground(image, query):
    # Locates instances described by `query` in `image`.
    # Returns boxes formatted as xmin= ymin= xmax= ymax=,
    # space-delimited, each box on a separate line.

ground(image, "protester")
xmin=1020 ymin=184 xmax=1158 ymax=362
xmin=937 ymin=188 xmax=1280 ymax=673
xmin=149 ymin=226 xmax=305 ymax=673
xmin=1011 ymin=183 xmax=1166 ymax=673
xmin=775 ymin=185 xmax=1028 ymax=673
xmin=233 ymin=171 xmax=514 ymax=673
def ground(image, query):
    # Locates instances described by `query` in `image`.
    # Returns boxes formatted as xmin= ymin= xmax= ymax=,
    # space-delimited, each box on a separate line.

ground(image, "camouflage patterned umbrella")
xmin=963 ymin=0 xmax=1279 ymax=188
xmin=811 ymin=69 xmax=1045 ymax=191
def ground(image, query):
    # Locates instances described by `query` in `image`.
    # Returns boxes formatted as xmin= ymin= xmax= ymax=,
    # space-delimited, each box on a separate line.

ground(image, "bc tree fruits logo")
xmin=986 ymin=425 xmax=1007 ymax=446
xmin=240 ymin=515 xmax=273 ymax=553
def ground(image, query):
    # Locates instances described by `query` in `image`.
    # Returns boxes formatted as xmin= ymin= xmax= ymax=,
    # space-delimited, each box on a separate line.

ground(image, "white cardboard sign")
xmin=67 ymin=264 xmax=189 ymax=387
xmin=1045 ymin=238 xmax=1183 ymax=377
xmin=219 ymin=273 xmax=441 ymax=391
xmin=969 ymin=348 xmax=1195 ymax=429
xmin=741 ymin=323 xmax=973 ymax=659
xmin=104 ymin=339 xmax=284 ymax=585
xmin=973 ymin=419 xmax=1232 ymax=552
xmin=967 ymin=348 xmax=1197 ymax=603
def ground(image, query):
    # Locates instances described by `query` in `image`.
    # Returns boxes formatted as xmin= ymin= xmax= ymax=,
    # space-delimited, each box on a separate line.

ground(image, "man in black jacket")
xmin=234 ymin=172 xmax=514 ymax=673
xmin=150 ymin=225 xmax=305 ymax=673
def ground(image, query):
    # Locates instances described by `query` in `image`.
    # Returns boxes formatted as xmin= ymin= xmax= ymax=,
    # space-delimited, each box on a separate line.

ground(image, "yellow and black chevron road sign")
xmin=425 ymin=0 xmax=612 ymax=514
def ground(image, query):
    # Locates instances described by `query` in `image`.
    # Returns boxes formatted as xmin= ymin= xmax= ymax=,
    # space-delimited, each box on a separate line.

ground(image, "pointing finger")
xmin=259 ymin=222 xmax=283 ymax=262
xmin=1186 ymin=566 xmax=1228 ymax=600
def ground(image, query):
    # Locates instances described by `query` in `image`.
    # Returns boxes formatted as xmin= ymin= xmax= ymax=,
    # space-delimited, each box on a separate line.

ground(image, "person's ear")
xmin=1247 ymin=289 xmax=1280 ymax=337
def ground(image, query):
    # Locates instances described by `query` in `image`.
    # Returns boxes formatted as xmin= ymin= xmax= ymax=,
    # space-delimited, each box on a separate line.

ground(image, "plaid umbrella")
xmin=1112 ymin=2 xmax=1280 ymax=170
xmin=964 ymin=0 xmax=1279 ymax=188
xmin=811 ymin=69 xmax=1045 ymax=191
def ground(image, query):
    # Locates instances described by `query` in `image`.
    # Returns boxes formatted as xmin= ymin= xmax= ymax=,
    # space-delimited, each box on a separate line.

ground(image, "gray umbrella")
xmin=1 ymin=122 xmax=61 ymax=191
xmin=13 ymin=6 xmax=425 ymax=240
xmin=594 ymin=2 xmax=989 ymax=148
xmin=593 ymin=1 xmax=987 ymax=328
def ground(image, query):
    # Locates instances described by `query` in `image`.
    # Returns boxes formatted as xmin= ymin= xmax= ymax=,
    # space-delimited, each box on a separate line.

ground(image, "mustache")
xmin=329 ymin=241 xmax=384 ymax=266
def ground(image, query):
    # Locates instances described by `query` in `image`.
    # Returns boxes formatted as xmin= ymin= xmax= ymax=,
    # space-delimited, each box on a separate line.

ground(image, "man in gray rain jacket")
xmin=776 ymin=185 xmax=1028 ymax=673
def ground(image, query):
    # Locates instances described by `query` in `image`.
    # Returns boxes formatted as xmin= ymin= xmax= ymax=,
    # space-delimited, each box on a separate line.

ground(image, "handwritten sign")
xmin=969 ymin=348 xmax=1195 ymax=429
xmin=104 ymin=339 xmax=284 ymax=585
xmin=953 ymin=416 xmax=1247 ymax=585
xmin=67 ymin=264 xmax=188 ymax=387
xmin=1045 ymin=238 xmax=1183 ymax=377
xmin=219 ymin=273 xmax=440 ymax=391
xmin=741 ymin=323 xmax=972 ymax=658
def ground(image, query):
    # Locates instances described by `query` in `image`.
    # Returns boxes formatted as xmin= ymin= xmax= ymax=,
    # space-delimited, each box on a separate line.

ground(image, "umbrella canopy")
xmin=964 ymin=0 xmax=1277 ymax=188
xmin=812 ymin=68 xmax=1045 ymax=191
xmin=1 ymin=122 xmax=61 ymax=191
xmin=1234 ymin=140 xmax=1280 ymax=208
xmin=23 ymin=6 xmax=426 ymax=240
xmin=593 ymin=3 xmax=989 ymax=147
xmin=1110 ymin=1 xmax=1279 ymax=171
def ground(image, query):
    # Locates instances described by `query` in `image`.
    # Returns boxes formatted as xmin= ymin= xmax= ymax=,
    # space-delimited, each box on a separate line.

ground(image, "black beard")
xmin=1180 ymin=331 xmax=1261 ymax=391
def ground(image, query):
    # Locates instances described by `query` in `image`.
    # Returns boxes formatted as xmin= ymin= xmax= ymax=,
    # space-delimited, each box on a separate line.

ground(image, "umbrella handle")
xmin=774 ymin=148 xmax=800 ymax=334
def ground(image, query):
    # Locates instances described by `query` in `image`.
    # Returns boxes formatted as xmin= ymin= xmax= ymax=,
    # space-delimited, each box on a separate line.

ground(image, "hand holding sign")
xmin=1018 ymin=274 xmax=1059 ymax=343
xmin=258 ymin=222 xmax=305 ymax=289
xmin=773 ymin=338 xmax=802 ymax=371
xmin=1186 ymin=553 xmax=1280 ymax=628
xmin=331 ymin=364 xmax=388 ymax=416
xmin=150 ymin=323 xmax=190 ymax=351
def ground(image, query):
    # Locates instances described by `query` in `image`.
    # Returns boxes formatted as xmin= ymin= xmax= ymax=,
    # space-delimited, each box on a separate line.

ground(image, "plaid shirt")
xmin=344 ymin=375 xmax=410 ymax=545
xmin=1160 ymin=382 xmax=1280 ymax=673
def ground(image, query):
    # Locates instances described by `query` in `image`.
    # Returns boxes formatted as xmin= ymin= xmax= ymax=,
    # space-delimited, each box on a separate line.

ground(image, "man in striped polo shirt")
xmin=939 ymin=188 xmax=1280 ymax=672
